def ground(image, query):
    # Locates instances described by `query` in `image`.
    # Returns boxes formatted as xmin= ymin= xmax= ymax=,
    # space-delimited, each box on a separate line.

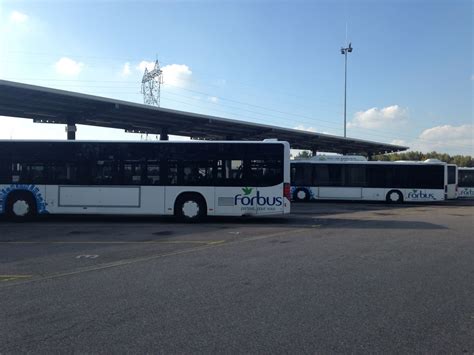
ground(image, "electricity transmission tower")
xmin=141 ymin=59 xmax=163 ymax=106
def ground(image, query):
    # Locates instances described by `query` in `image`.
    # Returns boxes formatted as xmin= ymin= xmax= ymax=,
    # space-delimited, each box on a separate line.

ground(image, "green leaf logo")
xmin=242 ymin=187 xmax=253 ymax=195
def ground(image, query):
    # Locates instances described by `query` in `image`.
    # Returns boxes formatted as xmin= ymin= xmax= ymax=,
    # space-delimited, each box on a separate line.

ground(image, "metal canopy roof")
xmin=0 ymin=80 xmax=408 ymax=155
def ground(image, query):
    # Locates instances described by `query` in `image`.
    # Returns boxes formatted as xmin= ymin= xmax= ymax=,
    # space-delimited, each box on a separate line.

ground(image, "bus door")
xmin=446 ymin=165 xmax=458 ymax=199
xmin=214 ymin=159 xmax=249 ymax=216
xmin=251 ymin=158 xmax=285 ymax=216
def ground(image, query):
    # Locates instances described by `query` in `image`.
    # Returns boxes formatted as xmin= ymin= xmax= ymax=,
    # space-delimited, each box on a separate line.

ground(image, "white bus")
xmin=458 ymin=167 xmax=474 ymax=198
xmin=0 ymin=140 xmax=291 ymax=221
xmin=291 ymin=156 xmax=456 ymax=203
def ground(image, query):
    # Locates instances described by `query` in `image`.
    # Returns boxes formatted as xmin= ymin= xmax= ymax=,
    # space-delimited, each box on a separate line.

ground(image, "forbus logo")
xmin=234 ymin=187 xmax=283 ymax=206
xmin=407 ymin=190 xmax=436 ymax=200
xmin=459 ymin=188 xmax=474 ymax=197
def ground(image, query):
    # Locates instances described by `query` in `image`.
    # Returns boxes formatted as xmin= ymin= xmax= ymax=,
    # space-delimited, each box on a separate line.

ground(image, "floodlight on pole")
xmin=341 ymin=42 xmax=353 ymax=138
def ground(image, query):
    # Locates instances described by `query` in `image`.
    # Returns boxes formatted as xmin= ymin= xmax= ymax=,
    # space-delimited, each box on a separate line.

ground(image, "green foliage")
xmin=373 ymin=151 xmax=474 ymax=167
xmin=242 ymin=187 xmax=253 ymax=195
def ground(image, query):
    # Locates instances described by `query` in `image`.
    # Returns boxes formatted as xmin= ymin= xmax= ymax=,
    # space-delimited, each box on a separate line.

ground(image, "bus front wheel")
xmin=386 ymin=190 xmax=403 ymax=204
xmin=175 ymin=193 xmax=207 ymax=222
xmin=6 ymin=191 xmax=37 ymax=220
xmin=293 ymin=188 xmax=310 ymax=202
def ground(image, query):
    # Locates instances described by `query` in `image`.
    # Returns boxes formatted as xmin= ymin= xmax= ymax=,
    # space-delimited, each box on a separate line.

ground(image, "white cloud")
xmin=137 ymin=60 xmax=155 ymax=72
xmin=397 ymin=124 xmax=473 ymax=155
xmin=54 ymin=57 xmax=84 ymax=76
xmin=294 ymin=125 xmax=317 ymax=132
xmin=418 ymin=124 xmax=473 ymax=149
xmin=390 ymin=139 xmax=407 ymax=146
xmin=208 ymin=96 xmax=218 ymax=103
xmin=121 ymin=62 xmax=131 ymax=76
xmin=162 ymin=64 xmax=192 ymax=86
xmin=10 ymin=10 xmax=28 ymax=23
xmin=349 ymin=105 xmax=408 ymax=129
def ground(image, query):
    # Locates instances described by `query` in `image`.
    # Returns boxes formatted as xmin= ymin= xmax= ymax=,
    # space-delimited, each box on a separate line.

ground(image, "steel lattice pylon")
xmin=141 ymin=60 xmax=163 ymax=107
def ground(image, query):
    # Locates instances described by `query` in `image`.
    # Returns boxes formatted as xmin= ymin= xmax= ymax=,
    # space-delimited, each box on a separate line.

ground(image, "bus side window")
xmin=168 ymin=160 xmax=178 ymax=185
xmin=0 ymin=160 xmax=10 ymax=183
xmin=11 ymin=162 xmax=22 ymax=183
xmin=94 ymin=160 xmax=116 ymax=185
xmin=145 ymin=161 xmax=160 ymax=185
xmin=344 ymin=165 xmax=366 ymax=187
xmin=216 ymin=159 xmax=243 ymax=186
xmin=123 ymin=160 xmax=144 ymax=185
xmin=293 ymin=164 xmax=307 ymax=185
xmin=313 ymin=164 xmax=329 ymax=186
xmin=459 ymin=170 xmax=474 ymax=187
xmin=181 ymin=161 xmax=214 ymax=186
xmin=327 ymin=165 xmax=343 ymax=187
xmin=448 ymin=166 xmax=456 ymax=184
xmin=231 ymin=160 xmax=243 ymax=180
xmin=11 ymin=162 xmax=47 ymax=184
xmin=50 ymin=163 xmax=78 ymax=184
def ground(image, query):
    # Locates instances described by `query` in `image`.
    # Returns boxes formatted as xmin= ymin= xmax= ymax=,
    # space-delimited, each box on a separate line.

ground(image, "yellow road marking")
xmin=0 ymin=228 xmax=309 ymax=288
xmin=0 ymin=275 xmax=33 ymax=282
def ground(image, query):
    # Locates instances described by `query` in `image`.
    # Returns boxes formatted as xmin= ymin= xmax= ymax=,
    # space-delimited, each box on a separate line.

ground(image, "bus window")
xmin=313 ymin=164 xmax=329 ymax=186
xmin=448 ymin=166 xmax=456 ymax=184
xmin=94 ymin=160 xmax=116 ymax=185
xmin=366 ymin=165 xmax=387 ymax=188
xmin=344 ymin=165 xmax=366 ymax=187
xmin=249 ymin=159 xmax=282 ymax=186
xmin=293 ymin=164 xmax=312 ymax=185
xmin=216 ymin=159 xmax=243 ymax=186
xmin=11 ymin=162 xmax=48 ymax=184
xmin=181 ymin=160 xmax=214 ymax=186
xmin=124 ymin=160 xmax=144 ymax=185
xmin=458 ymin=170 xmax=474 ymax=187
xmin=168 ymin=160 xmax=178 ymax=185
xmin=0 ymin=160 xmax=10 ymax=183
xmin=50 ymin=163 xmax=78 ymax=184
xmin=327 ymin=165 xmax=343 ymax=187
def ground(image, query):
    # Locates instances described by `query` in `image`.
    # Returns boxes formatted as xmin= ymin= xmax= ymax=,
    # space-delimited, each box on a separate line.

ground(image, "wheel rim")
xmin=297 ymin=190 xmax=306 ymax=200
xmin=389 ymin=192 xmax=399 ymax=202
xmin=182 ymin=201 xmax=200 ymax=218
xmin=12 ymin=200 xmax=30 ymax=216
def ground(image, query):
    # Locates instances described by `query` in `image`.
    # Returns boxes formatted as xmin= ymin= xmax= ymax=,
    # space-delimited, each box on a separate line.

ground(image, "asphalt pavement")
xmin=1 ymin=200 xmax=473 ymax=353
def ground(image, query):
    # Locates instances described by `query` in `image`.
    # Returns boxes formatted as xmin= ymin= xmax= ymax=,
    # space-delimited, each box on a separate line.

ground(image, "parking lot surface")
xmin=1 ymin=201 xmax=473 ymax=353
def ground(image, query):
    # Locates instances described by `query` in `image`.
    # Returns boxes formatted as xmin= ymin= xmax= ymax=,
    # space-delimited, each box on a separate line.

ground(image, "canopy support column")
xmin=160 ymin=128 xmax=169 ymax=141
xmin=66 ymin=122 xmax=77 ymax=140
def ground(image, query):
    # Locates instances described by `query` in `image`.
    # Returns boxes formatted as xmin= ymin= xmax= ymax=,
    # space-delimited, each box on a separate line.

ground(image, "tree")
xmin=293 ymin=150 xmax=312 ymax=160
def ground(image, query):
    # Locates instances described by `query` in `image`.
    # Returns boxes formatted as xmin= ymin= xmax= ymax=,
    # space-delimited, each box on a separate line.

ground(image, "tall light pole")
xmin=341 ymin=42 xmax=353 ymax=138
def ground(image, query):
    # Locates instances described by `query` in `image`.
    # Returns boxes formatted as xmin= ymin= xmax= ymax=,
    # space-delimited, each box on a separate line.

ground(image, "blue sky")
xmin=0 ymin=0 xmax=472 ymax=154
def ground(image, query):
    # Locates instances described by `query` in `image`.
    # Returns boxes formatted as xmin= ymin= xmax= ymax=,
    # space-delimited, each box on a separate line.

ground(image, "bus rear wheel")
xmin=293 ymin=188 xmax=310 ymax=202
xmin=175 ymin=193 xmax=206 ymax=222
xmin=386 ymin=190 xmax=403 ymax=204
xmin=6 ymin=191 xmax=37 ymax=220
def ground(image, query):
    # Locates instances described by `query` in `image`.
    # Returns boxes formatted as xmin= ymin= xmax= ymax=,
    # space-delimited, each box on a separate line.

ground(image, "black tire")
xmin=386 ymin=190 xmax=403 ymax=204
xmin=6 ymin=191 xmax=37 ymax=220
xmin=174 ymin=193 xmax=207 ymax=222
xmin=293 ymin=188 xmax=310 ymax=202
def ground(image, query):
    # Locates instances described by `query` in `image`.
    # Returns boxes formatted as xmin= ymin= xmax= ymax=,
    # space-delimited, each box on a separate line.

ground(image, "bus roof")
xmin=0 ymin=139 xmax=288 ymax=145
xmin=291 ymin=159 xmax=448 ymax=166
